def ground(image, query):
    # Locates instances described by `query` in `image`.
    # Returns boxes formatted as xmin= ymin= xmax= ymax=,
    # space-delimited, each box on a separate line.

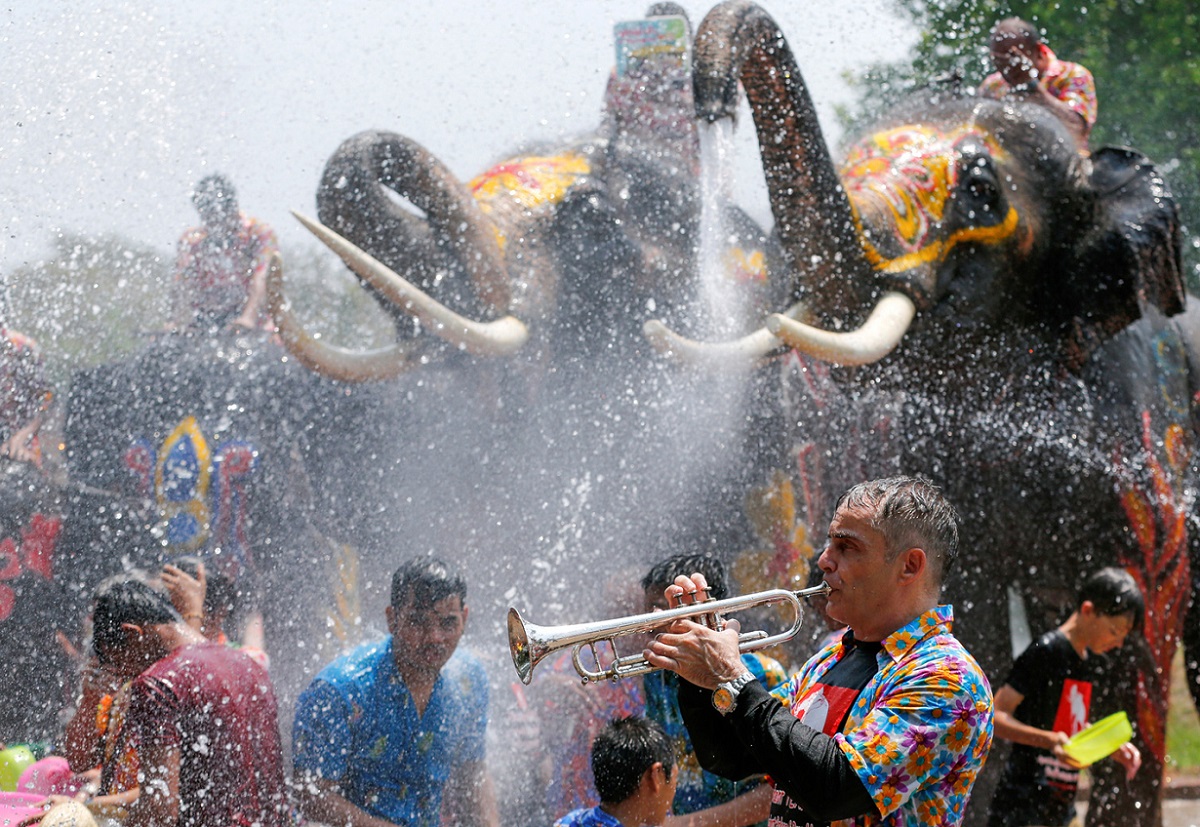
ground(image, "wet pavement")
xmin=1162 ymin=799 xmax=1200 ymax=827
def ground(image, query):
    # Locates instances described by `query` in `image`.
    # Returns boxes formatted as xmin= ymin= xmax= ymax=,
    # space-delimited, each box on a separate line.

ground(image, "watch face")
xmin=712 ymin=685 xmax=734 ymax=714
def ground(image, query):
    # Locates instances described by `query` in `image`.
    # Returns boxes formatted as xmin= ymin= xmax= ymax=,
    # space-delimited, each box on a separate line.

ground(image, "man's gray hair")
xmin=836 ymin=476 xmax=960 ymax=583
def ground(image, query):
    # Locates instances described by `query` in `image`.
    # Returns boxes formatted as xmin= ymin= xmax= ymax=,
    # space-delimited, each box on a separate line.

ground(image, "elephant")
xmin=63 ymin=327 xmax=373 ymax=701
xmin=268 ymin=3 xmax=786 ymax=387
xmin=648 ymin=2 xmax=1199 ymax=825
xmin=261 ymin=5 xmax=800 ymax=618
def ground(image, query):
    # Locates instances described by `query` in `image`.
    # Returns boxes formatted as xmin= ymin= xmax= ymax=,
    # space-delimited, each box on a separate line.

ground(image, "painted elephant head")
xmin=661 ymin=3 xmax=1190 ymax=825
xmin=651 ymin=2 xmax=1183 ymax=373
xmin=267 ymin=5 xmax=785 ymax=384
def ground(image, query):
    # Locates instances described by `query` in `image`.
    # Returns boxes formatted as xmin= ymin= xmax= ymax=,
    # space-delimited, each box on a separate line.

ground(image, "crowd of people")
xmin=0 ymin=15 xmax=1136 ymax=827
xmin=0 ymin=473 xmax=1148 ymax=827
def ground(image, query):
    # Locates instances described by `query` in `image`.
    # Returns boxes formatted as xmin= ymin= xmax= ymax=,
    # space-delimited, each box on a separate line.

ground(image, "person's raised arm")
xmin=647 ymin=574 xmax=876 ymax=822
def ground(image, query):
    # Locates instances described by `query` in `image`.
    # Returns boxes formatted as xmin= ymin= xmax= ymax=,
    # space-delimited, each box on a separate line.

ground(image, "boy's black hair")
xmin=591 ymin=716 xmax=675 ymax=805
xmin=1079 ymin=567 xmax=1145 ymax=631
xmin=390 ymin=557 xmax=467 ymax=609
xmin=171 ymin=555 xmax=237 ymax=618
xmin=641 ymin=553 xmax=730 ymax=600
xmin=91 ymin=572 xmax=181 ymax=664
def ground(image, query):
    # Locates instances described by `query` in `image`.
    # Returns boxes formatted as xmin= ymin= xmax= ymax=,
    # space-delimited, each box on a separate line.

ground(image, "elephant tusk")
xmin=642 ymin=303 xmax=807 ymax=369
xmin=766 ymin=291 xmax=916 ymax=366
xmin=266 ymin=252 xmax=420 ymax=382
xmin=292 ymin=210 xmax=529 ymax=357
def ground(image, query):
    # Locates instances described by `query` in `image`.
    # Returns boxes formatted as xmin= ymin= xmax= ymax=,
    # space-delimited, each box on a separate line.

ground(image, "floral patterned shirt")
xmin=979 ymin=46 xmax=1097 ymax=129
xmin=777 ymin=605 xmax=994 ymax=827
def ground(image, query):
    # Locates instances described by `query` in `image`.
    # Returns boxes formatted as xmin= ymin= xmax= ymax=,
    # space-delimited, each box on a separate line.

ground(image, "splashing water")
xmin=696 ymin=119 xmax=742 ymax=338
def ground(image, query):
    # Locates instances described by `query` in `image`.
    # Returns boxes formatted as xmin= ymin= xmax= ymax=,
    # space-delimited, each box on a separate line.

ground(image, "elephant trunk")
xmin=316 ymin=130 xmax=512 ymax=320
xmin=693 ymin=1 xmax=875 ymax=324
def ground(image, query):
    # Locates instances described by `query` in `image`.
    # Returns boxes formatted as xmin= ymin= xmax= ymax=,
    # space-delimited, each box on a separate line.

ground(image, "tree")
xmin=6 ymin=232 xmax=171 ymax=387
xmin=840 ymin=0 xmax=1200 ymax=285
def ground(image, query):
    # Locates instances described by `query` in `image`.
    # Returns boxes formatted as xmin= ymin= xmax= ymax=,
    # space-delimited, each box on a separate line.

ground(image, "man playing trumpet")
xmin=643 ymin=476 xmax=994 ymax=827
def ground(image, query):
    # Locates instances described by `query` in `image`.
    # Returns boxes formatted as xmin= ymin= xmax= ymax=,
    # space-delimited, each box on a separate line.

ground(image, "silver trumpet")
xmin=508 ymin=581 xmax=831 ymax=685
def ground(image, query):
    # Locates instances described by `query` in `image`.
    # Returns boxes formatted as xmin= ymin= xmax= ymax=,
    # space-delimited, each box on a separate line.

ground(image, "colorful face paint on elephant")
xmin=842 ymin=125 xmax=1019 ymax=279
xmin=468 ymin=152 xmax=593 ymax=253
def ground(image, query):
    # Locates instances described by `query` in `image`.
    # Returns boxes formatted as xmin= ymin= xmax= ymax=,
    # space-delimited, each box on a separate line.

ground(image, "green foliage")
xmin=7 ymin=233 xmax=172 ymax=386
xmin=1167 ymin=647 xmax=1200 ymax=772
xmin=5 ymin=234 xmax=395 ymax=390
xmin=278 ymin=243 xmax=397 ymax=351
xmin=842 ymin=0 xmax=1200 ymax=284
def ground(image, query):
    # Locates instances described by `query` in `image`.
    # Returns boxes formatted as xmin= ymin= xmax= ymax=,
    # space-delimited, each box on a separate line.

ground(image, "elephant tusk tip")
xmin=764 ymin=314 xmax=786 ymax=335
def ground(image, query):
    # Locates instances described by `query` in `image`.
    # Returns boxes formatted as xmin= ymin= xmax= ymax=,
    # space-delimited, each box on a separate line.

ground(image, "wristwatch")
xmin=712 ymin=671 xmax=756 ymax=715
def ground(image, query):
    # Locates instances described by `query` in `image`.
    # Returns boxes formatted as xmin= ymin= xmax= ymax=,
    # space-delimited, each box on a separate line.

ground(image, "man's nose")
xmin=817 ymin=547 xmax=834 ymax=571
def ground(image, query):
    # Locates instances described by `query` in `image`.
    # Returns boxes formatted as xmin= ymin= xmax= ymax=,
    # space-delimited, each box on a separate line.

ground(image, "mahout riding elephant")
xmin=648 ymin=2 xmax=1199 ymax=824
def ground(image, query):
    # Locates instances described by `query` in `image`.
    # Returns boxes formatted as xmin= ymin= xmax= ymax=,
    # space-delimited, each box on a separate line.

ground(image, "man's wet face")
xmin=194 ymin=194 xmax=239 ymax=232
xmin=389 ymin=590 xmax=468 ymax=676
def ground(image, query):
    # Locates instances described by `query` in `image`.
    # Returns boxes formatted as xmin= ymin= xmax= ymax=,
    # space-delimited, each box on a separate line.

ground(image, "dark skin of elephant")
xmin=691 ymin=3 xmax=1194 ymax=826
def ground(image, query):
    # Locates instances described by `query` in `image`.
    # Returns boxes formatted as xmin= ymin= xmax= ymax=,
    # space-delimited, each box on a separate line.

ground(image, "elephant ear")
xmin=1067 ymin=147 xmax=1184 ymax=368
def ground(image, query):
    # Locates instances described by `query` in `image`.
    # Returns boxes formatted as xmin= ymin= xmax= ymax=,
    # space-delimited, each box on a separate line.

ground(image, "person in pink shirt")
xmin=173 ymin=175 xmax=278 ymax=333
xmin=979 ymin=18 xmax=1097 ymax=147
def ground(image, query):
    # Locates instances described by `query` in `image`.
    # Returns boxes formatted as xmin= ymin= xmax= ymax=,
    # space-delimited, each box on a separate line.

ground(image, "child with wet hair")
xmin=554 ymin=716 xmax=678 ymax=827
xmin=987 ymin=567 xmax=1144 ymax=827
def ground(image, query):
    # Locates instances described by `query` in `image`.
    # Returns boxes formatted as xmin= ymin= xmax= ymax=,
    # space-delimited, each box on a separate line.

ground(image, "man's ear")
xmin=644 ymin=761 xmax=666 ymax=793
xmin=898 ymin=547 xmax=927 ymax=584
xmin=119 ymin=622 xmax=145 ymax=636
xmin=460 ymin=604 xmax=469 ymax=626
xmin=384 ymin=605 xmax=397 ymax=636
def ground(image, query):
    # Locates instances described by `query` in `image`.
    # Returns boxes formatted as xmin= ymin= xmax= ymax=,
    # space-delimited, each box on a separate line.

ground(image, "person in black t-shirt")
xmin=987 ymin=567 xmax=1144 ymax=827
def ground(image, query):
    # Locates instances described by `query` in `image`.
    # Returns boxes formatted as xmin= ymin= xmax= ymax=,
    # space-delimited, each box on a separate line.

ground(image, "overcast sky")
xmin=1 ymin=1 xmax=918 ymax=275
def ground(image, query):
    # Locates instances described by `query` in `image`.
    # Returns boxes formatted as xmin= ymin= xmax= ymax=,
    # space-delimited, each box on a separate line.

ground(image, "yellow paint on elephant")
xmin=468 ymin=152 xmax=591 ymax=253
xmin=727 ymin=247 xmax=767 ymax=284
xmin=842 ymin=124 xmax=1017 ymax=275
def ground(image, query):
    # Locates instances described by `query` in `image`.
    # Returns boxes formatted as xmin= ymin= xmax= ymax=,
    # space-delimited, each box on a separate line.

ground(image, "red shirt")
xmin=126 ymin=643 xmax=287 ymax=827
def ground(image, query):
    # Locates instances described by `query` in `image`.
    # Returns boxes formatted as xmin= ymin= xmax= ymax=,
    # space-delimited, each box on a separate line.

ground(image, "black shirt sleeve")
xmin=678 ymin=680 xmax=878 ymax=821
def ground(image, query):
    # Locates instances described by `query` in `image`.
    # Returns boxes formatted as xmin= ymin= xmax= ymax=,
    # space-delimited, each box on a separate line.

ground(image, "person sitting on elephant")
xmin=172 ymin=174 xmax=279 ymax=332
xmin=979 ymin=18 xmax=1096 ymax=147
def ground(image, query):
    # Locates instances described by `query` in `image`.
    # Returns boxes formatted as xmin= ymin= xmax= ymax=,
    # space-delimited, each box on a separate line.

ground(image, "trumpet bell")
xmin=508 ymin=607 xmax=537 ymax=685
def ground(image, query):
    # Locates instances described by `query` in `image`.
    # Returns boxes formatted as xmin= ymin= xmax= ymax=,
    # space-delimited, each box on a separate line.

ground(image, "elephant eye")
xmin=957 ymin=156 xmax=1002 ymax=221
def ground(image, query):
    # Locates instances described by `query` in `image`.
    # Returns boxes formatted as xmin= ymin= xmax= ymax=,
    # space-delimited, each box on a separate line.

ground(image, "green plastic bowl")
xmin=1062 ymin=711 xmax=1133 ymax=767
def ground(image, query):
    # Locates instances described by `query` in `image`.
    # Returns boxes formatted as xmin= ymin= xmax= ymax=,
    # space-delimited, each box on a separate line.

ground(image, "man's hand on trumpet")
xmin=642 ymin=573 xmax=751 ymax=691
